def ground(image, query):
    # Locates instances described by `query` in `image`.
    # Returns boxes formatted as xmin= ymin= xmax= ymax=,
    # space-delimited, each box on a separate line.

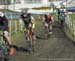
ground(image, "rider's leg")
xmin=44 ymin=22 xmax=48 ymax=31
xmin=27 ymin=29 xmax=33 ymax=51
xmin=32 ymin=29 xmax=36 ymax=44
xmin=49 ymin=22 xmax=52 ymax=34
xmin=29 ymin=23 xmax=36 ymax=44
xmin=60 ymin=20 xmax=64 ymax=28
xmin=3 ymin=31 xmax=14 ymax=55
xmin=44 ymin=22 xmax=48 ymax=39
xmin=44 ymin=22 xmax=47 ymax=30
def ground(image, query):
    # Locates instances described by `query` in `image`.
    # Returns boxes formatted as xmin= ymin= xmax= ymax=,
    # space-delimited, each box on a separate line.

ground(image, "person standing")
xmin=0 ymin=12 xmax=14 ymax=55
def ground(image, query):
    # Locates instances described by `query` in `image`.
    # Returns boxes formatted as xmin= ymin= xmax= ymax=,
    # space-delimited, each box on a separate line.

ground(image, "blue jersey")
xmin=59 ymin=12 xmax=65 ymax=20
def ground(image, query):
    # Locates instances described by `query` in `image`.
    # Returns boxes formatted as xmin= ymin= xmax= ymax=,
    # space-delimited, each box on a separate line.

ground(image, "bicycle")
xmin=44 ymin=21 xmax=52 ymax=39
xmin=0 ymin=30 xmax=13 ymax=61
xmin=25 ymin=24 xmax=35 ymax=53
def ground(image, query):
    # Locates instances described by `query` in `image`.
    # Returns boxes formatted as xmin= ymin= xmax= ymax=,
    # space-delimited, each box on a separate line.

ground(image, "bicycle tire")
xmin=27 ymin=27 xmax=35 ymax=53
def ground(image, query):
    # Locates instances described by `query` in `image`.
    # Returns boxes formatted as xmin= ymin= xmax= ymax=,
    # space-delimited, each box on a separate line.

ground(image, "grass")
xmin=8 ymin=20 xmax=19 ymax=33
xmin=65 ymin=23 xmax=74 ymax=36
xmin=68 ymin=13 xmax=75 ymax=21
xmin=11 ymin=31 xmax=23 ymax=45
xmin=0 ymin=9 xmax=15 ymax=12
xmin=65 ymin=13 xmax=75 ymax=36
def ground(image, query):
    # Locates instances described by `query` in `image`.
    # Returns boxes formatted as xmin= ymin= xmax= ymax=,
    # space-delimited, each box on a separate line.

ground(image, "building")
xmin=0 ymin=0 xmax=49 ymax=11
xmin=8 ymin=0 xmax=49 ymax=11
xmin=0 ymin=0 xmax=74 ymax=11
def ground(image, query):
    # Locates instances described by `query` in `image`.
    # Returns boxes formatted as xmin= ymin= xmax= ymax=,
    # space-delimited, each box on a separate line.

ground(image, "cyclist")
xmin=43 ymin=13 xmax=54 ymax=35
xmin=59 ymin=9 xmax=66 ymax=28
xmin=0 ymin=12 xmax=14 ymax=55
xmin=20 ymin=11 xmax=36 ymax=50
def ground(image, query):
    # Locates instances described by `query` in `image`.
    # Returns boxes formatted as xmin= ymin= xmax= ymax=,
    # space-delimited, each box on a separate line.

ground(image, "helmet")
xmin=0 ymin=12 xmax=4 ymax=17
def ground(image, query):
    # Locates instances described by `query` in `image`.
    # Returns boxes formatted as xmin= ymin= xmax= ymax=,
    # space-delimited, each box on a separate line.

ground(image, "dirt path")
xmin=12 ymin=21 xmax=75 ymax=61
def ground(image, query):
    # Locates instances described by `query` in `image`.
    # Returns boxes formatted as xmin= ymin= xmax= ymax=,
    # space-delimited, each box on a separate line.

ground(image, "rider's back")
xmin=21 ymin=13 xmax=31 ymax=24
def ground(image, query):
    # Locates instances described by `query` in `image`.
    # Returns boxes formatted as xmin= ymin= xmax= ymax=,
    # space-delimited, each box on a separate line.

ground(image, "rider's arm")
xmin=31 ymin=16 xmax=35 ymax=29
xmin=51 ymin=16 xmax=54 ymax=22
xmin=31 ymin=16 xmax=35 ymax=23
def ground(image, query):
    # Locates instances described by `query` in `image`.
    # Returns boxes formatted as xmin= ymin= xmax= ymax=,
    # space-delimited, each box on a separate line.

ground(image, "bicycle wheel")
xmin=45 ymin=26 xmax=49 ymax=39
xmin=27 ymin=28 xmax=35 ymax=53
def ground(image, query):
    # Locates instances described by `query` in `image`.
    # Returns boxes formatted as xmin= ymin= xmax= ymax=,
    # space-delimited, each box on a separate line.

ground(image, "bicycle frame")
xmin=28 ymin=27 xmax=33 ymax=45
xmin=26 ymin=27 xmax=35 ymax=52
xmin=44 ymin=22 xmax=52 ymax=39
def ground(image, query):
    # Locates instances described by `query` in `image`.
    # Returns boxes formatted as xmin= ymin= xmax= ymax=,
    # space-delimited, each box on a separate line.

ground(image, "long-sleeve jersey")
xmin=0 ymin=16 xmax=8 ymax=31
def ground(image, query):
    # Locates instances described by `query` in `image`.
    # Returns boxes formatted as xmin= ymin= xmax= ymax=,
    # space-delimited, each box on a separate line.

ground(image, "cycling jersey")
xmin=44 ymin=14 xmax=53 ymax=23
xmin=47 ymin=15 xmax=52 ymax=22
xmin=21 ymin=14 xmax=31 ymax=24
xmin=21 ymin=13 xmax=35 ymax=29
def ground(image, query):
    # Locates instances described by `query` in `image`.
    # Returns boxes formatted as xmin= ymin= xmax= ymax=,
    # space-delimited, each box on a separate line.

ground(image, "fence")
xmin=5 ymin=12 xmax=21 ymax=19
xmin=65 ymin=14 xmax=75 ymax=37
xmin=4 ymin=12 xmax=21 ymax=36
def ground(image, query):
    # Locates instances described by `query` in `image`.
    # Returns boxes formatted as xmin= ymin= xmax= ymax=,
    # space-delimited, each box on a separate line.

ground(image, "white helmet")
xmin=0 ymin=12 xmax=4 ymax=17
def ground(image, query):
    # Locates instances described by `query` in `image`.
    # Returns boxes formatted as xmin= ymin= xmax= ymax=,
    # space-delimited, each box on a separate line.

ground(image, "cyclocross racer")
xmin=21 ymin=11 xmax=36 ymax=50
xmin=43 ymin=13 xmax=54 ymax=34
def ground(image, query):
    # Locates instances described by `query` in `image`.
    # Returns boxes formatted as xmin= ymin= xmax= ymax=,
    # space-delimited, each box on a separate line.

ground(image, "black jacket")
xmin=0 ymin=16 xmax=8 ymax=31
xmin=21 ymin=13 xmax=31 ymax=24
